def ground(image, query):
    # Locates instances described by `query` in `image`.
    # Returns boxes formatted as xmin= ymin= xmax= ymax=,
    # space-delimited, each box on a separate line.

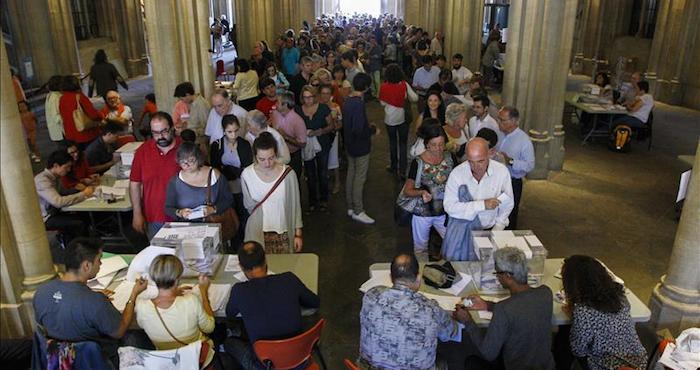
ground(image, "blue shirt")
xmin=412 ymin=66 xmax=441 ymax=93
xmin=496 ymin=127 xmax=535 ymax=179
xmin=281 ymin=47 xmax=300 ymax=76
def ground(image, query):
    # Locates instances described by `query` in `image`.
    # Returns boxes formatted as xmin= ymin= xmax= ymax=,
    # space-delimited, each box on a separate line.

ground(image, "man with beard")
xmin=451 ymin=53 xmax=474 ymax=95
xmin=129 ymin=112 xmax=182 ymax=238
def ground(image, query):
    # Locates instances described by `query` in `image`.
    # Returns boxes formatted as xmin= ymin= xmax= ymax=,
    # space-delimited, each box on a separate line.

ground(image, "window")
xmin=71 ymin=0 xmax=100 ymax=41
xmin=339 ymin=0 xmax=380 ymax=17
xmin=628 ymin=0 xmax=657 ymax=38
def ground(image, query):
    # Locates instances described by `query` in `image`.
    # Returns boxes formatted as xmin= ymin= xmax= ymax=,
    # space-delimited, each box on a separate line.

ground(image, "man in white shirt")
xmin=430 ymin=32 xmax=443 ymax=56
xmin=245 ymin=109 xmax=291 ymax=164
xmin=413 ymin=55 xmax=441 ymax=112
xmin=613 ymin=80 xmax=654 ymax=129
xmin=451 ymin=54 xmax=473 ymax=95
xmin=205 ymin=89 xmax=248 ymax=143
xmin=468 ymin=95 xmax=500 ymax=139
xmin=441 ymin=138 xmax=513 ymax=261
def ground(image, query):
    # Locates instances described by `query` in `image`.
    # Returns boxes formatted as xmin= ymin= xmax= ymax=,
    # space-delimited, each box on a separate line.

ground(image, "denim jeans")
xmin=385 ymin=121 xmax=409 ymax=174
xmin=304 ymin=146 xmax=330 ymax=206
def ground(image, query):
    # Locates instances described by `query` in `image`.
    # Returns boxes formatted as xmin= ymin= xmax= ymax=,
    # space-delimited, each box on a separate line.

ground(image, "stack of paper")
xmin=116 ymin=142 xmax=143 ymax=166
xmin=359 ymin=270 xmax=392 ymax=293
xmin=224 ymin=255 xmax=241 ymax=272
xmin=88 ymin=256 xmax=128 ymax=290
xmin=190 ymin=284 xmax=232 ymax=312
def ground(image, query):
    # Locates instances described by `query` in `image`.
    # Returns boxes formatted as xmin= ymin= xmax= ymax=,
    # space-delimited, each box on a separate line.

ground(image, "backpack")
xmin=609 ymin=124 xmax=632 ymax=152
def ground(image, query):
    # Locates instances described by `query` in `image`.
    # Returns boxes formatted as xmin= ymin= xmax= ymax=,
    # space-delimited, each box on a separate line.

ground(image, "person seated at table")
xmin=444 ymin=247 xmax=555 ymax=370
xmin=35 ymin=150 xmax=95 ymax=240
xmin=135 ymin=255 xmax=216 ymax=367
xmin=612 ymin=80 xmax=654 ymax=129
xmin=241 ymin=133 xmax=303 ymax=254
xmin=561 ymin=255 xmax=647 ymax=370
xmin=617 ymin=71 xmax=642 ymax=105
xmin=360 ymin=253 xmax=458 ymax=370
xmin=84 ymin=121 xmax=122 ymax=174
xmin=244 ymin=109 xmax=291 ymax=165
xmin=224 ymin=241 xmax=319 ymax=369
xmin=164 ymin=141 xmax=235 ymax=225
xmin=61 ymin=141 xmax=99 ymax=190
xmin=101 ymin=90 xmax=134 ymax=133
xmin=33 ymin=237 xmax=148 ymax=366
xmin=255 ymin=78 xmax=278 ymax=119
xmin=593 ymin=72 xmax=613 ymax=101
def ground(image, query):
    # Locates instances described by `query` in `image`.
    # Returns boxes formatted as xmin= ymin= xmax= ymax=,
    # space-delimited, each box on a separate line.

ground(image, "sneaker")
xmin=351 ymin=211 xmax=375 ymax=224
xmin=347 ymin=209 xmax=354 ymax=216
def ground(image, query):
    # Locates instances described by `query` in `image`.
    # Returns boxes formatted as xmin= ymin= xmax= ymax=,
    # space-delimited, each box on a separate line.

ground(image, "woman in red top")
xmin=61 ymin=141 xmax=99 ymax=190
xmin=59 ymin=76 xmax=104 ymax=148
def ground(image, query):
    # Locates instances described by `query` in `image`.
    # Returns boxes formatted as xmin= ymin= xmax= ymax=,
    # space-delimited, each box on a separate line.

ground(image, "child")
xmin=342 ymin=73 xmax=376 ymax=224
xmin=18 ymin=101 xmax=41 ymax=163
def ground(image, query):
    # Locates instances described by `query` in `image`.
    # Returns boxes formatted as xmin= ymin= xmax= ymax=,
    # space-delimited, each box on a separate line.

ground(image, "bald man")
xmin=441 ymin=138 xmax=514 ymax=261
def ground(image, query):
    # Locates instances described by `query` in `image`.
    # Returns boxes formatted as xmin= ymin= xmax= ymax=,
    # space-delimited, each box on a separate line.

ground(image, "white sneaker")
xmin=352 ymin=211 xmax=375 ymax=224
xmin=347 ymin=209 xmax=354 ymax=216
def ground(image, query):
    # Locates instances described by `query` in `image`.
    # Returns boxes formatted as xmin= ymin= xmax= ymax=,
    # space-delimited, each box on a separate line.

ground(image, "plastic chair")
xmin=343 ymin=358 xmax=361 ymax=370
xmin=253 ymin=319 xmax=326 ymax=370
xmin=216 ymin=60 xmax=229 ymax=81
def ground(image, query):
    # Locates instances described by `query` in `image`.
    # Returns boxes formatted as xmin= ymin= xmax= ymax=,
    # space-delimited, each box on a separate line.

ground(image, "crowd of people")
xmin=24 ymin=12 xmax=650 ymax=370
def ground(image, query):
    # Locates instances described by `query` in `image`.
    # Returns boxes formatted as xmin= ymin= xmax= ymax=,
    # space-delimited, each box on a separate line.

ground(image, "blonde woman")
xmin=443 ymin=103 xmax=469 ymax=161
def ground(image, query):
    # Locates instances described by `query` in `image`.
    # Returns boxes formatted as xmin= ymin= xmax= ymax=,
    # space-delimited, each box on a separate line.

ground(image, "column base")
xmin=649 ymin=279 xmax=700 ymax=336
xmin=126 ymin=58 xmax=149 ymax=78
xmin=548 ymin=124 xmax=566 ymax=171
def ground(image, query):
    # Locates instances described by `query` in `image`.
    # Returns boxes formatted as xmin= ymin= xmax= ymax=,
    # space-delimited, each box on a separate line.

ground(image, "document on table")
xmin=88 ymin=271 xmax=118 ymax=291
xmin=113 ymin=179 xmax=130 ymax=189
xmin=111 ymin=281 xmax=135 ymax=311
xmin=100 ymin=186 xmax=126 ymax=197
xmin=439 ymin=273 xmax=473 ymax=296
xmin=190 ymin=284 xmax=232 ymax=311
xmin=420 ymin=292 xmax=462 ymax=311
xmin=96 ymin=256 xmax=129 ymax=278
xmin=359 ymin=270 xmax=392 ymax=293
xmin=224 ymin=255 xmax=241 ymax=272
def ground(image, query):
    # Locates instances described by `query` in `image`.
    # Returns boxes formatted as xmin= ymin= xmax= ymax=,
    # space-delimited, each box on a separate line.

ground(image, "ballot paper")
xmin=96 ymin=256 xmax=129 ymax=278
xmin=224 ymin=255 xmax=241 ymax=272
xmin=100 ymin=186 xmax=126 ymax=197
xmin=126 ymin=246 xmax=176 ymax=282
xmin=496 ymin=192 xmax=512 ymax=206
xmin=113 ymin=179 xmax=130 ymax=188
xmin=186 ymin=206 xmax=206 ymax=220
xmin=439 ymin=273 xmax=473 ymax=296
xmin=190 ymin=284 xmax=232 ymax=312
xmin=88 ymin=271 xmax=118 ymax=291
xmin=182 ymin=240 xmax=205 ymax=259
xmin=677 ymin=170 xmax=692 ymax=202
xmin=438 ymin=323 xmax=464 ymax=343
xmin=420 ymin=292 xmax=462 ymax=311
xmin=111 ymin=281 xmax=135 ymax=311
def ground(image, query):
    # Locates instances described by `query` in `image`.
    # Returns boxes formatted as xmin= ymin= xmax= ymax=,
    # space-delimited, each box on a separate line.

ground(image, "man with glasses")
xmin=205 ymin=89 xmax=248 ymax=144
xmin=441 ymin=247 xmax=555 ymax=370
xmin=129 ymin=112 xmax=182 ymax=238
xmin=101 ymin=90 xmax=134 ymax=133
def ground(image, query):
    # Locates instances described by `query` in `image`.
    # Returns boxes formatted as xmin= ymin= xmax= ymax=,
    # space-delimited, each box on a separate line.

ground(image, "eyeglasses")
xmin=178 ymin=158 xmax=197 ymax=166
xmin=151 ymin=127 xmax=171 ymax=137
xmin=302 ymin=95 xmax=315 ymax=99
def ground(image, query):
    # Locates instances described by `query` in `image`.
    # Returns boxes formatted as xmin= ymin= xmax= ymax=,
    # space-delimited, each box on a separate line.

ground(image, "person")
xmin=561 ymin=255 xmax=648 ymax=370
xmin=44 ymin=75 xmax=65 ymax=143
xmin=435 ymin=54 xmax=447 ymax=70
xmin=35 ymin=150 xmax=94 ymax=239
xmin=481 ymin=31 xmax=501 ymax=87
xmin=331 ymin=64 xmax=352 ymax=108
xmin=340 ymin=50 xmax=365 ymax=87
xmin=404 ymin=122 xmax=455 ymax=261
xmin=33 ymin=238 xmax=148 ymax=366
xmin=205 ymin=89 xmax=248 ymax=144
xmin=412 ymin=55 xmax=441 ymax=112
xmin=297 ymin=85 xmax=334 ymax=212
xmin=84 ymin=121 xmax=122 ymax=174
xmin=593 ymin=72 xmax=613 ymax=101
xmin=451 ymin=53 xmax=474 ymax=95
xmin=62 ymin=141 xmax=99 ymax=191
xmin=469 ymin=95 xmax=500 ymax=139
xmin=172 ymin=82 xmax=211 ymax=144
xmin=441 ymin=138 xmax=514 ymax=261
xmin=136 ymin=93 xmax=157 ymax=139
xmin=428 ymin=69 xmax=453 ymax=95
xmin=251 ymin=41 xmax=274 ymax=77
xmin=281 ymin=37 xmax=300 ymax=77
xmin=210 ymin=114 xmax=253 ymax=209
xmin=18 ymin=101 xmax=41 ymax=163
xmin=245 ymin=109 xmax=291 ymax=164
xmin=129 ymin=112 xmax=182 ymax=238
xmin=379 ymin=63 xmax=418 ymax=177
xmin=100 ymin=90 xmax=133 ymax=133
xmin=443 ymin=103 xmax=469 ymax=161
xmin=289 ymin=56 xmax=314 ymax=106
xmin=495 ymin=106 xmax=535 ymax=230
xmin=360 ymin=253 xmax=458 ymax=370
xmin=367 ymin=36 xmax=383 ymax=97
xmin=612 ymin=80 xmax=654 ymax=129
xmin=135 ymin=255 xmax=216 ymax=366
xmin=430 ymin=31 xmax=443 ymax=56
xmin=263 ymin=63 xmax=290 ymax=94
xmin=617 ymin=71 xmax=642 ymax=105
xmin=210 ymin=17 xmax=223 ymax=56
xmin=224 ymin=241 xmax=319 ymax=369
xmin=233 ymin=58 xmax=260 ymax=111
xmin=416 ymin=91 xmax=446 ymax=128
xmin=11 ymin=68 xmax=25 ymax=103
xmin=476 ymin=127 xmax=500 ymax=160
xmin=325 ymin=50 xmax=338 ymax=68
xmin=241 ymin=132 xmax=303 ymax=253
xmin=88 ymin=49 xmax=127 ymax=98
xmin=59 ymin=75 xmax=105 ymax=149
xmin=164 ymin=142 xmax=235 ymax=228
xmin=255 ymin=78 xmax=278 ymax=118
xmin=271 ymin=91 xmax=307 ymax=177
xmin=446 ymin=247 xmax=555 ymax=370
xmin=343 ymin=73 xmax=376 ymax=224
xmin=317 ymin=83 xmax=343 ymax=194
xmin=180 ymin=129 xmax=197 ymax=143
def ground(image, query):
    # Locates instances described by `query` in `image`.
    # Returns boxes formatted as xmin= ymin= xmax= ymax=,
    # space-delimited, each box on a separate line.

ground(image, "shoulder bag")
xmin=73 ymin=94 xmax=99 ymax=132
xmin=152 ymin=300 xmax=189 ymax=346
xmin=205 ymin=168 xmax=239 ymax=241
xmin=394 ymin=157 xmax=426 ymax=226
xmin=250 ymin=166 xmax=293 ymax=214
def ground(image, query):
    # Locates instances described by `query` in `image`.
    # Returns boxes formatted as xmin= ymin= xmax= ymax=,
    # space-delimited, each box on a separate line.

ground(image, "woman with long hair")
xmin=88 ymin=49 xmax=127 ymax=98
xmin=416 ymin=91 xmax=446 ymax=129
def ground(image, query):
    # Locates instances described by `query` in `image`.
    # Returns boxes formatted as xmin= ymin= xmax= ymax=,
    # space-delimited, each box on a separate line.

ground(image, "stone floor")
xmin=26 ymin=73 xmax=700 ymax=367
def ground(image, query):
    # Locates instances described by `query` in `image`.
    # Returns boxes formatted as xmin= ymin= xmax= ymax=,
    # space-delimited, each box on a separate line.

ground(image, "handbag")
xmin=423 ymin=261 xmax=460 ymax=289
xmin=250 ymin=166 xmax=293 ymax=214
xmin=205 ymin=168 xmax=239 ymax=241
xmin=394 ymin=157 xmax=426 ymax=226
xmin=72 ymin=94 xmax=99 ymax=132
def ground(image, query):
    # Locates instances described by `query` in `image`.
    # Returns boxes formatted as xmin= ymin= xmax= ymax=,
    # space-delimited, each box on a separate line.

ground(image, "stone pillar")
xmin=234 ymin=0 xmax=280 ymax=60
xmin=144 ymin=0 xmax=214 ymax=114
xmin=121 ymin=0 xmax=149 ymax=77
xmin=649 ymin=142 xmax=700 ymax=334
xmin=442 ymin=0 xmax=484 ymax=73
xmin=502 ymin=0 xmax=578 ymax=178
xmin=0 ymin=43 xmax=57 ymax=294
xmin=23 ymin=0 xmax=61 ymax=84
xmin=48 ymin=0 xmax=82 ymax=75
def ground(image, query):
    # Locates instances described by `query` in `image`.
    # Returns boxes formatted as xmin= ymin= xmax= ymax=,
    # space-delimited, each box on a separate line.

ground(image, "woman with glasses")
xmin=164 ymin=142 xmax=235 ymax=227
xmin=296 ymin=85 xmax=334 ymax=212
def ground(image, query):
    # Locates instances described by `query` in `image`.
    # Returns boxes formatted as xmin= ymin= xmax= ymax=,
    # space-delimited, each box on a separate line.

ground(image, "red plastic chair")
xmin=216 ymin=60 xmax=229 ymax=81
xmin=343 ymin=358 xmax=361 ymax=370
xmin=253 ymin=319 xmax=326 ymax=370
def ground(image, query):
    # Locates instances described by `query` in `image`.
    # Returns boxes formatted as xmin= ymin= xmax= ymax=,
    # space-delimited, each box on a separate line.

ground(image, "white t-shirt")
xmin=241 ymin=165 xmax=288 ymax=234
xmin=451 ymin=66 xmax=473 ymax=95
xmin=205 ymin=103 xmax=248 ymax=143
xmin=468 ymin=113 xmax=500 ymax=139
xmin=244 ymin=127 xmax=291 ymax=164
xmin=629 ymin=94 xmax=654 ymax=123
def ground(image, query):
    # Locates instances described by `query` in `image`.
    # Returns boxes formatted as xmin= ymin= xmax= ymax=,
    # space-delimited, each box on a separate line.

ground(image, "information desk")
xmin=565 ymin=92 xmax=627 ymax=145
xmin=108 ymin=253 xmax=319 ymax=317
xmin=370 ymin=258 xmax=650 ymax=327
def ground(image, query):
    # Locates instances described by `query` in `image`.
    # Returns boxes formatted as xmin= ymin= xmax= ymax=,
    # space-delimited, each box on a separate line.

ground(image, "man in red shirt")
xmin=255 ymin=78 xmax=278 ymax=119
xmin=129 ymin=112 xmax=182 ymax=238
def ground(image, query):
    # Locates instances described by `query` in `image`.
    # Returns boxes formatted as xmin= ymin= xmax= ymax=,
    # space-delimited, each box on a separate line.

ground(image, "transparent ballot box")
xmin=150 ymin=222 xmax=223 ymax=277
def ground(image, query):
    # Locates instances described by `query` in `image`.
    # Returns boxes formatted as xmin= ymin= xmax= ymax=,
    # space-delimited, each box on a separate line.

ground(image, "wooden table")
xmin=565 ymin=92 xmax=627 ymax=145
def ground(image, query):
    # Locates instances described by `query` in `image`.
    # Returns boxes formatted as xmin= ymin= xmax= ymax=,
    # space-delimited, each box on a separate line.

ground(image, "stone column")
xmin=649 ymin=142 xmax=700 ymax=334
xmin=144 ymin=0 xmax=214 ymax=114
xmin=501 ymin=0 xmax=578 ymax=178
xmin=0 ymin=44 xmax=57 ymax=294
xmin=122 ymin=0 xmax=149 ymax=77
xmin=234 ymin=0 xmax=277 ymax=60
xmin=442 ymin=0 xmax=484 ymax=73
xmin=47 ymin=0 xmax=82 ymax=75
